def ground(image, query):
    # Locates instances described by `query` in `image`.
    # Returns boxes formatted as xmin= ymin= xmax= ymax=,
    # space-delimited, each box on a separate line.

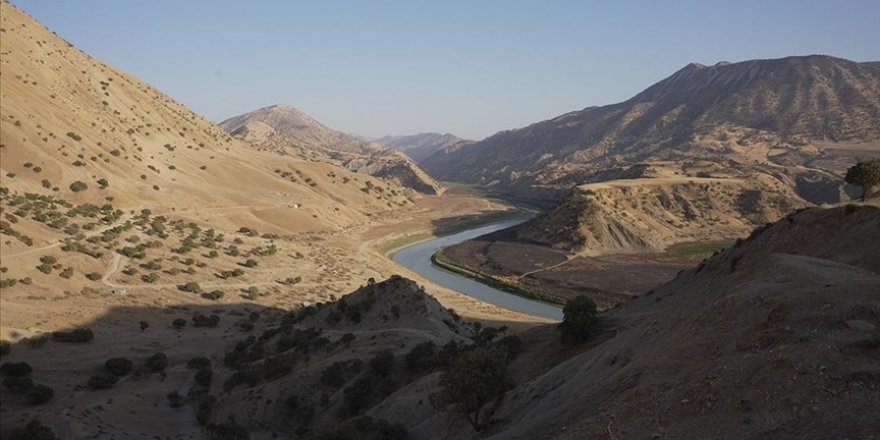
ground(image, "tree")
xmin=435 ymin=346 xmax=513 ymax=431
xmin=559 ymin=295 xmax=597 ymax=344
xmin=845 ymin=160 xmax=880 ymax=201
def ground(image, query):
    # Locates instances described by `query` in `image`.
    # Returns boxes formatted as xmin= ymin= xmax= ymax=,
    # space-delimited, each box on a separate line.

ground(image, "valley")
xmin=2 ymin=1 xmax=880 ymax=439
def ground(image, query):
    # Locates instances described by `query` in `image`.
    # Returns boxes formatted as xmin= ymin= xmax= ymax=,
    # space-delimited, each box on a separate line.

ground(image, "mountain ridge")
xmin=220 ymin=104 xmax=444 ymax=194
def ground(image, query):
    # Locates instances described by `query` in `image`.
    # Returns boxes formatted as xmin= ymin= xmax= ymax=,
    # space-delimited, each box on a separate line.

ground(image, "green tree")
xmin=845 ymin=160 xmax=880 ymax=201
xmin=559 ymin=295 xmax=597 ymax=344
xmin=435 ymin=346 xmax=513 ymax=431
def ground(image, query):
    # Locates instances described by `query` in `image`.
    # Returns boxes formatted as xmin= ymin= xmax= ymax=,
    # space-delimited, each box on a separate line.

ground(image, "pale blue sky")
xmin=13 ymin=1 xmax=880 ymax=139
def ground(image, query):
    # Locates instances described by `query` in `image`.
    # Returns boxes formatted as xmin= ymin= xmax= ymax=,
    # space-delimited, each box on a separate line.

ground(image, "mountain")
xmin=0 ymin=0 xmax=427 ymax=375
xmin=422 ymin=55 xmax=880 ymax=204
xmin=377 ymin=133 xmax=465 ymax=163
xmin=220 ymin=105 xmax=444 ymax=194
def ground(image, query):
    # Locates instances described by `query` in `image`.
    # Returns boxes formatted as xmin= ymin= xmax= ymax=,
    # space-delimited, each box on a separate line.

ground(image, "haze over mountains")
xmin=219 ymin=105 xmax=444 ymax=195
xmin=376 ymin=133 xmax=465 ymax=163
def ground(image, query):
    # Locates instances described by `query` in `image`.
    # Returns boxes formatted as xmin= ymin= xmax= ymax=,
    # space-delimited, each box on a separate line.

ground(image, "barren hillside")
xmin=422 ymin=55 xmax=880 ymax=204
xmin=220 ymin=105 xmax=444 ymax=195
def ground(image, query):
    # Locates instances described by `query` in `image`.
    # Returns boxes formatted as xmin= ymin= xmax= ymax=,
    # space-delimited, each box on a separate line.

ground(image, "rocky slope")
xmin=377 ymin=133 xmax=465 ymax=163
xmin=422 ymin=55 xmax=880 ymax=204
xmin=220 ymin=105 xmax=444 ymax=194
xmin=516 ymin=176 xmax=807 ymax=255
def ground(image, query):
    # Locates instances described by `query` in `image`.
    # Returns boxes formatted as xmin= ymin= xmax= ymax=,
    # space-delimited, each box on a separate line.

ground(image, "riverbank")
xmin=431 ymin=250 xmax=566 ymax=306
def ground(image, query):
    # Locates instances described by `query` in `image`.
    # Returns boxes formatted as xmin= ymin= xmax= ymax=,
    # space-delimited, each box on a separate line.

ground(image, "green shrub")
xmin=201 ymin=290 xmax=224 ymax=301
xmin=85 ymin=272 xmax=102 ymax=281
xmin=436 ymin=346 xmax=513 ymax=431
xmin=69 ymin=181 xmax=88 ymax=192
xmin=192 ymin=314 xmax=220 ymax=328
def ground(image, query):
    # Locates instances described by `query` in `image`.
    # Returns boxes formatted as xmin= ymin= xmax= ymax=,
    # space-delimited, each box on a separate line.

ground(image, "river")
xmin=391 ymin=214 xmax=564 ymax=321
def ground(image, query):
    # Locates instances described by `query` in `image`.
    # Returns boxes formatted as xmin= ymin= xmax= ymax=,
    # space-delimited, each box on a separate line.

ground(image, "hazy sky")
xmin=14 ymin=0 xmax=880 ymax=139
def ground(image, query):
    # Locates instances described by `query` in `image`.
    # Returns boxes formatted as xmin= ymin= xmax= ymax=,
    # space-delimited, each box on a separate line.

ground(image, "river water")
xmin=391 ymin=214 xmax=563 ymax=321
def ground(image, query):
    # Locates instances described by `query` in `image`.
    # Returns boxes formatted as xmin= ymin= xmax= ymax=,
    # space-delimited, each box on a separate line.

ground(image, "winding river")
xmin=391 ymin=213 xmax=564 ymax=321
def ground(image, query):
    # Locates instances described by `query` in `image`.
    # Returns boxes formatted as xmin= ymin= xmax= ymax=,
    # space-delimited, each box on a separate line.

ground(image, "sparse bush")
xmin=167 ymin=390 xmax=185 ymax=408
xmin=368 ymin=350 xmax=394 ymax=377
xmin=180 ymin=281 xmax=201 ymax=293
xmin=69 ymin=181 xmax=88 ymax=192
xmin=28 ymin=384 xmax=54 ymax=404
xmin=52 ymin=327 xmax=94 ymax=343
xmin=192 ymin=314 xmax=220 ymax=328
xmin=3 ymin=376 xmax=34 ymax=393
xmin=87 ymin=373 xmax=118 ymax=390
xmin=187 ymin=357 xmax=211 ymax=369
xmin=85 ymin=272 xmax=102 ymax=281
xmin=405 ymin=341 xmax=436 ymax=372
xmin=195 ymin=368 xmax=213 ymax=387
xmin=1 ymin=362 xmax=32 ymax=377
xmin=145 ymin=352 xmax=168 ymax=372
xmin=201 ymin=290 xmax=224 ymax=301
xmin=172 ymin=318 xmax=187 ymax=329
xmin=8 ymin=420 xmax=59 ymax=440
xmin=104 ymin=357 xmax=133 ymax=376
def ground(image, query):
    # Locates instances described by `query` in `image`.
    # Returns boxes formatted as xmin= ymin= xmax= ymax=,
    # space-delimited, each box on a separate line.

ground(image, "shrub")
xmin=205 ymin=422 xmax=250 ymax=440
xmin=201 ymin=290 xmax=224 ymax=301
xmin=97 ymin=178 xmax=109 ymax=189
xmin=195 ymin=368 xmax=213 ymax=387
xmin=339 ymin=333 xmax=356 ymax=345
xmin=139 ymin=320 xmax=150 ymax=331
xmin=104 ymin=357 xmax=133 ymax=376
xmin=167 ymin=390 xmax=185 ymax=408
xmin=559 ymin=295 xmax=597 ymax=344
xmin=405 ymin=341 xmax=436 ymax=372
xmin=52 ymin=327 xmax=94 ymax=343
xmin=87 ymin=373 xmax=118 ymax=389
xmin=0 ymin=339 xmax=10 ymax=357
xmin=243 ymin=259 xmax=258 ymax=268
xmin=196 ymin=395 xmax=216 ymax=425
xmin=368 ymin=350 xmax=394 ymax=377
xmin=145 ymin=352 xmax=168 ymax=372
xmin=180 ymin=281 xmax=201 ymax=293
xmin=320 ymin=361 xmax=349 ymax=389
xmin=187 ymin=357 xmax=211 ymax=369
xmin=28 ymin=384 xmax=54 ymax=404
xmin=66 ymin=131 xmax=82 ymax=141
xmin=85 ymin=272 xmax=102 ymax=281
xmin=1 ymin=362 xmax=33 ymax=377
xmin=172 ymin=318 xmax=188 ymax=329
xmin=69 ymin=181 xmax=88 ymax=192
xmin=8 ymin=420 xmax=59 ymax=440
xmin=192 ymin=314 xmax=220 ymax=328
xmin=2 ymin=377 xmax=34 ymax=393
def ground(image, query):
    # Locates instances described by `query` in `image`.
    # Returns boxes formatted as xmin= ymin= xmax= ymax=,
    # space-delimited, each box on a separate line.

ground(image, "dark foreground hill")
xmin=4 ymin=205 xmax=876 ymax=440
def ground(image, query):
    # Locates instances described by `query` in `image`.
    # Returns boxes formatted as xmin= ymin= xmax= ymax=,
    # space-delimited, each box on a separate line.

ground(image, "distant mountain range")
xmin=376 ymin=132 xmax=465 ymax=162
xmin=220 ymin=105 xmax=444 ymax=194
xmin=421 ymin=55 xmax=880 ymax=203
